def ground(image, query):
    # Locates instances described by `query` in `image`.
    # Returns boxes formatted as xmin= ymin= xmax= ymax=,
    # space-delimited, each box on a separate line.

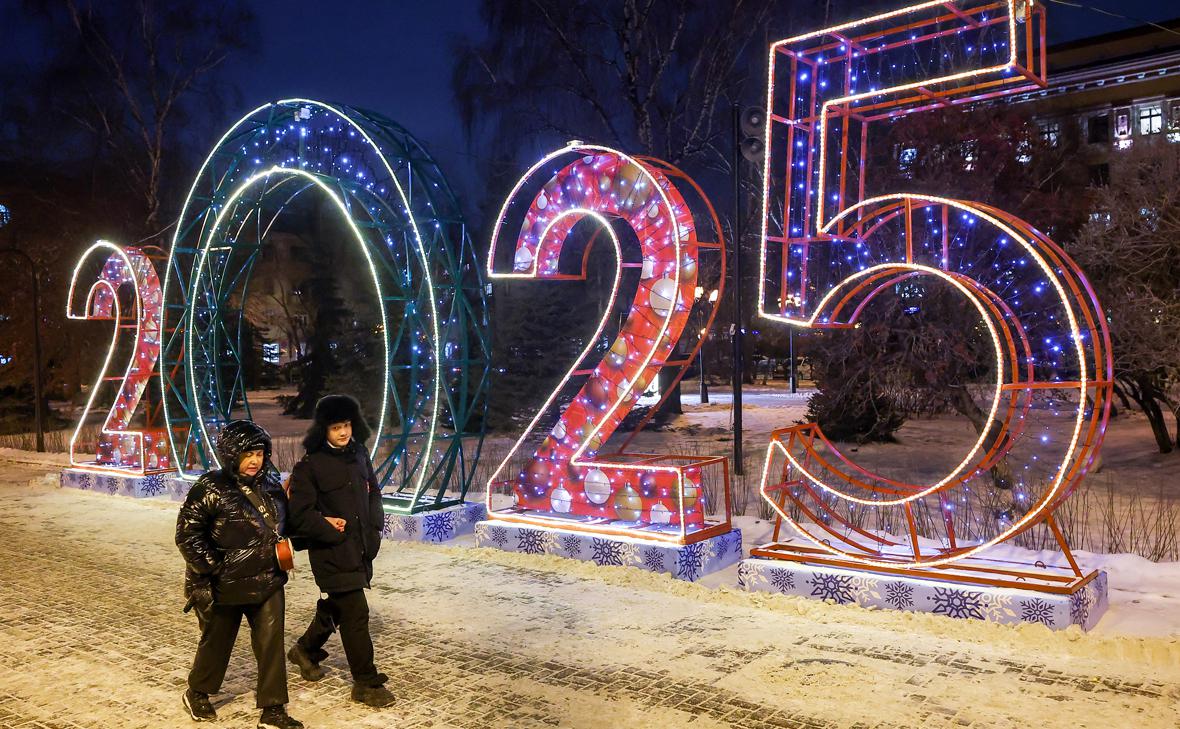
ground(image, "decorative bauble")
xmin=613 ymin=485 xmax=643 ymax=521
xmin=524 ymin=458 xmax=551 ymax=495
xmin=640 ymin=258 xmax=656 ymax=280
xmin=616 ymin=164 xmax=649 ymax=212
xmin=639 ymin=472 xmax=660 ymax=498
xmin=616 ymin=380 xmax=633 ymax=403
xmin=550 ymin=486 xmax=573 ymax=513
xmin=649 ymin=501 xmax=672 ymax=525
xmin=607 ymin=338 xmax=628 ymax=368
xmin=585 ymin=377 xmax=611 ymax=410
xmin=552 ymin=420 xmax=567 ymax=441
xmin=536 ymin=191 xmax=549 ymax=210
xmin=649 ymin=277 xmax=677 ymax=318
xmin=680 ymin=253 xmax=697 ymax=281
xmin=583 ymin=429 xmax=604 ymax=452
xmin=679 ymin=479 xmax=699 ymax=510
xmin=513 ymin=247 xmax=534 ymax=272
xmin=561 ymin=174 xmax=581 ymax=199
xmin=584 ymin=468 xmax=612 ymax=504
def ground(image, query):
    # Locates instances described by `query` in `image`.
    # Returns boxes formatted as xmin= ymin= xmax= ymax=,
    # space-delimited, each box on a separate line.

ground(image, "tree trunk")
xmin=1133 ymin=388 xmax=1174 ymax=454
xmin=657 ymin=367 xmax=683 ymax=415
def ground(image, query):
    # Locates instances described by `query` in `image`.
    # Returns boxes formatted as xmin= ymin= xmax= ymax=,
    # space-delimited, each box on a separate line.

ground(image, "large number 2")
xmin=487 ymin=144 xmax=730 ymax=544
xmin=756 ymin=1 xmax=1112 ymax=568
xmin=67 ymin=241 xmax=171 ymax=474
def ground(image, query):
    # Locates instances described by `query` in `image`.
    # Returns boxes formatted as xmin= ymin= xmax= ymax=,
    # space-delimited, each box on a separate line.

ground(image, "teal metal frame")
xmin=160 ymin=99 xmax=490 ymax=513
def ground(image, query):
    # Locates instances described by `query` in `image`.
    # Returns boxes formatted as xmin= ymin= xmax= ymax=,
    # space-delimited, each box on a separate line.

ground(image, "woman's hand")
xmin=325 ymin=516 xmax=346 ymax=532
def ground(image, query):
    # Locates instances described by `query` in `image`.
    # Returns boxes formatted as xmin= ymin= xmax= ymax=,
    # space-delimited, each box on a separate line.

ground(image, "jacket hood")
xmin=216 ymin=419 xmax=273 ymax=468
xmin=303 ymin=394 xmax=372 ymax=452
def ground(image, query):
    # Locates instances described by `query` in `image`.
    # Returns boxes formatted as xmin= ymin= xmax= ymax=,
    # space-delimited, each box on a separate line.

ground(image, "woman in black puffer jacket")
xmin=175 ymin=419 xmax=303 ymax=729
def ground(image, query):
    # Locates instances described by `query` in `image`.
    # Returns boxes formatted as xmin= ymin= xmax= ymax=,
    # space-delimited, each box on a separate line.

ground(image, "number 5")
xmin=755 ymin=1 xmax=1112 ymax=568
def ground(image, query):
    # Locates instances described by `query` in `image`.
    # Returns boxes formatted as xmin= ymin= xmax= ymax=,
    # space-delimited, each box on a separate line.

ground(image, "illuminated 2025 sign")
xmin=487 ymin=144 xmax=731 ymax=544
xmin=67 ymin=242 xmax=171 ymax=474
xmin=755 ymin=0 xmax=1112 ymax=568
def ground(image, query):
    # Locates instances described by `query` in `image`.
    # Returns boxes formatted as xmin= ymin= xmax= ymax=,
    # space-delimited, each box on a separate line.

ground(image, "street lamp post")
xmin=698 ymin=328 xmax=709 ymax=404
xmin=0 ymin=204 xmax=46 ymax=452
xmin=694 ymin=287 xmax=718 ymax=404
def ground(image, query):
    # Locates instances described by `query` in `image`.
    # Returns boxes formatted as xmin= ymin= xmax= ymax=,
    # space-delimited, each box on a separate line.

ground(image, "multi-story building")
xmin=1009 ymin=16 xmax=1180 ymax=184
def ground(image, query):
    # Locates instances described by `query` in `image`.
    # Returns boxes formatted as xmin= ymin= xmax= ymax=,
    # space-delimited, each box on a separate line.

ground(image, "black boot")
xmin=351 ymin=682 xmax=396 ymax=708
xmin=258 ymin=705 xmax=304 ymax=729
xmin=182 ymin=689 xmax=216 ymax=722
xmin=287 ymin=644 xmax=326 ymax=682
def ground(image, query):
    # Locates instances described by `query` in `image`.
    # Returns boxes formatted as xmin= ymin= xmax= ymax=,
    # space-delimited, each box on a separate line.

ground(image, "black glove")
xmin=183 ymin=584 xmax=214 ymax=614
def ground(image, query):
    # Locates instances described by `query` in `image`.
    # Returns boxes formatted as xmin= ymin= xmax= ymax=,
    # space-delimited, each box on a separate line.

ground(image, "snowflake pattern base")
xmin=380 ymin=502 xmax=486 ymax=543
xmin=60 ymin=468 xmax=183 ymax=499
xmin=736 ymin=558 xmax=1108 ymax=631
xmin=473 ymin=521 xmax=742 ymax=582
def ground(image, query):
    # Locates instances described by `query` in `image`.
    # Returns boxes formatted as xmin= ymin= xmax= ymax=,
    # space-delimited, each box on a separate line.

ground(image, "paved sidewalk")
xmin=1 ymin=464 xmax=1178 ymax=729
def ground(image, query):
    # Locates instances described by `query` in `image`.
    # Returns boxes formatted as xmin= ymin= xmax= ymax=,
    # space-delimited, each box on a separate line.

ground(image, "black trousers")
xmin=296 ymin=589 xmax=382 ymax=686
xmin=189 ymin=588 xmax=288 ymax=708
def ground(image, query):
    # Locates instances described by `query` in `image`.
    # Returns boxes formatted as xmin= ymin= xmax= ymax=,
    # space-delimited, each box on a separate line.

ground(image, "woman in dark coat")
xmin=175 ymin=419 xmax=303 ymax=729
xmin=286 ymin=395 xmax=395 ymax=709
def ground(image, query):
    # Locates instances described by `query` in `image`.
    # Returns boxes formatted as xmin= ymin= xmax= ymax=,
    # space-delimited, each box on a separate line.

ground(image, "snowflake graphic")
xmin=675 ymin=542 xmax=706 ymax=582
xmin=1021 ymin=598 xmax=1055 ymax=626
xmin=99 ymin=476 xmax=119 ymax=495
xmin=397 ymin=515 xmax=418 ymax=538
xmin=516 ymin=528 xmax=547 ymax=555
xmin=488 ymin=526 xmax=509 ymax=547
xmin=77 ymin=472 xmax=93 ymax=490
xmin=884 ymin=581 xmax=915 ymax=609
xmin=727 ymin=531 xmax=744 ymax=558
xmin=737 ymin=562 xmax=753 ymax=589
xmin=423 ymin=511 xmax=456 ymax=543
xmin=559 ymin=534 xmax=582 ymax=557
xmin=382 ymin=513 xmax=397 ymax=537
xmin=140 ymin=474 xmax=167 ymax=497
xmin=928 ymin=587 xmax=985 ymax=620
xmin=769 ymin=568 xmax=796 ymax=593
xmin=808 ymin=573 xmax=856 ymax=604
xmin=590 ymin=538 xmax=626 ymax=567
xmin=1071 ymin=589 xmax=1093 ymax=626
xmin=641 ymin=548 xmax=666 ymax=573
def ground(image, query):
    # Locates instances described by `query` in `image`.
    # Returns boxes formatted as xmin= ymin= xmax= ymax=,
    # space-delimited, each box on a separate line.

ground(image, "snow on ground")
xmin=1 ymin=459 xmax=1180 ymax=728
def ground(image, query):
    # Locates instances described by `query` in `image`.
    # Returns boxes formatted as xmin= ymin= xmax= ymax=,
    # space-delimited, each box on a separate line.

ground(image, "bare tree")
xmin=1073 ymin=141 xmax=1180 ymax=453
xmin=56 ymin=0 xmax=255 ymax=232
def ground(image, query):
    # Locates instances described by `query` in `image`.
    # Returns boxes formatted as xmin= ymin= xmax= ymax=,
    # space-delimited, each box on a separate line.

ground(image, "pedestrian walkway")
xmin=0 ymin=464 xmax=1178 ymax=728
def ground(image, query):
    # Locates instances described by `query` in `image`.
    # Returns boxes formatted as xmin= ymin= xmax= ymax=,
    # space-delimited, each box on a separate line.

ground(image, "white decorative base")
xmin=473 ymin=520 xmax=743 ymax=582
xmin=59 ymin=467 xmax=182 ymax=499
xmin=737 ymin=557 xmax=1108 ymax=631
xmin=381 ymin=502 xmax=486 ymax=543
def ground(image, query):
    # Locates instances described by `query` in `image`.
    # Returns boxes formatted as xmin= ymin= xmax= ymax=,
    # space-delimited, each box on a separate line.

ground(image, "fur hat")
xmin=303 ymin=394 xmax=372 ymax=452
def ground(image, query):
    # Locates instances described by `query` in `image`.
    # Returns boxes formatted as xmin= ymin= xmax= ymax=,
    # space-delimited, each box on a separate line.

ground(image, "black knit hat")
xmin=303 ymin=394 xmax=372 ymax=452
xmin=216 ymin=419 xmax=272 ymax=467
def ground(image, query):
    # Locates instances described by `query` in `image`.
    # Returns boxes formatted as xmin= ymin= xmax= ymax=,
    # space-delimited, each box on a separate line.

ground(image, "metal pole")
xmin=698 ymin=331 xmax=709 ymax=404
xmin=789 ymin=327 xmax=797 ymax=394
xmin=0 ymin=246 xmax=46 ymax=452
xmin=731 ymin=103 xmax=744 ymax=476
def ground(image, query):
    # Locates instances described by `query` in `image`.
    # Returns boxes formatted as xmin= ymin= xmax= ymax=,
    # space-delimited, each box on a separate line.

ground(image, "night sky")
xmin=231 ymin=1 xmax=488 ymax=199
xmin=4 ymin=0 xmax=1178 ymax=199
xmin=227 ymin=0 xmax=1178 ymax=197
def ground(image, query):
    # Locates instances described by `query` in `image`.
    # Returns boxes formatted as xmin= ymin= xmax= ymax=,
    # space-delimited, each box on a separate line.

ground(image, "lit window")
xmin=1039 ymin=120 xmax=1060 ymax=148
xmin=1139 ymin=106 xmax=1163 ymax=135
xmin=1115 ymin=110 xmax=1131 ymax=138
